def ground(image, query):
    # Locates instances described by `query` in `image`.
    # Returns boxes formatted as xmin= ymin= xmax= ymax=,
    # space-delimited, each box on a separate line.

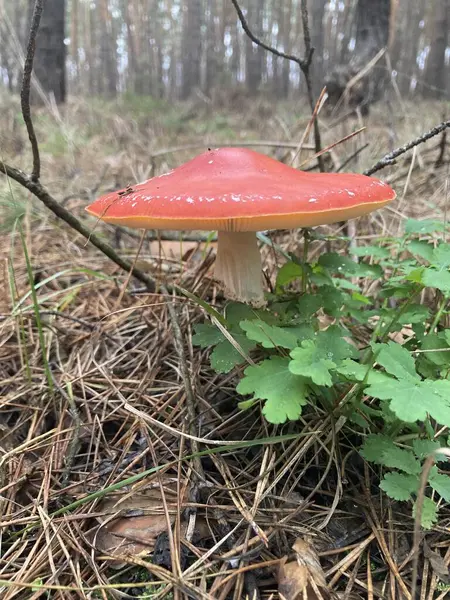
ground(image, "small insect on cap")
xmin=86 ymin=148 xmax=396 ymax=304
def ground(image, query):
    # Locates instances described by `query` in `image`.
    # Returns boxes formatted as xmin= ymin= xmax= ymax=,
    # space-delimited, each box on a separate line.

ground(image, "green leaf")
xmin=420 ymin=334 xmax=450 ymax=367
xmin=297 ymin=294 xmax=323 ymax=318
xmin=180 ymin=288 xmax=229 ymax=325
xmin=318 ymin=252 xmax=382 ymax=279
xmin=240 ymin=320 xmax=298 ymax=349
xmin=318 ymin=253 xmax=359 ymax=275
xmin=352 ymin=292 xmax=372 ymax=305
xmin=396 ymin=304 xmax=430 ymax=325
xmin=374 ymin=342 xmax=419 ymax=382
xmin=192 ymin=323 xmax=225 ymax=348
xmin=318 ymin=286 xmax=344 ymax=317
xmin=349 ymin=410 xmax=370 ymax=427
xmin=237 ymin=398 xmax=256 ymax=411
xmin=380 ymin=472 xmax=417 ymax=501
xmin=287 ymin=324 xmax=315 ymax=343
xmin=433 ymin=243 xmax=450 ymax=268
xmin=422 ymin=267 xmax=450 ymax=293
xmin=406 ymin=240 xmax=435 ymax=263
xmin=290 ymin=325 xmax=356 ymax=386
xmin=367 ymin=378 xmax=450 ymax=426
xmin=310 ymin=265 xmax=334 ymax=286
xmin=360 ymin=434 xmax=398 ymax=464
xmin=413 ymin=439 xmax=444 ymax=460
xmin=353 ymin=245 xmax=391 ymax=259
xmin=421 ymin=380 xmax=450 ymax=426
xmin=318 ymin=325 xmax=358 ymax=361
xmin=405 ymin=267 xmax=425 ymax=284
xmin=333 ymin=278 xmax=360 ymax=291
xmin=381 ymin=447 xmax=422 ymax=475
xmin=405 ymin=219 xmax=444 ymax=235
xmin=276 ymin=261 xmax=303 ymax=289
xmin=237 ymin=356 xmax=308 ymax=424
xmin=429 ymin=472 xmax=450 ymax=502
xmin=366 ymin=379 xmax=422 ymax=422
xmin=210 ymin=334 xmax=256 ymax=374
xmin=225 ymin=302 xmax=263 ymax=329
xmin=337 ymin=359 xmax=393 ymax=386
xmin=290 ymin=339 xmax=336 ymax=386
xmin=413 ymin=497 xmax=438 ymax=529
xmin=353 ymin=263 xmax=383 ymax=279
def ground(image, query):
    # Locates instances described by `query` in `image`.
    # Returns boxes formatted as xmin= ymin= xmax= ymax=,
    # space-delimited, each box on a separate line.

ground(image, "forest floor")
xmin=1 ymin=91 xmax=450 ymax=599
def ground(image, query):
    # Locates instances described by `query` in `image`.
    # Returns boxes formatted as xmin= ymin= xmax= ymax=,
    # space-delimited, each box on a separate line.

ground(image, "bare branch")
xmin=230 ymin=0 xmax=309 ymax=69
xmin=21 ymin=0 xmax=43 ymax=182
xmin=0 ymin=160 xmax=156 ymax=291
xmin=231 ymin=0 xmax=324 ymax=171
xmin=364 ymin=119 xmax=450 ymax=176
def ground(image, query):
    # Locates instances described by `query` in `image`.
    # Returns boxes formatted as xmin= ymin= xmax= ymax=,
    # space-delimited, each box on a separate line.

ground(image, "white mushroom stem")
xmin=214 ymin=231 xmax=265 ymax=305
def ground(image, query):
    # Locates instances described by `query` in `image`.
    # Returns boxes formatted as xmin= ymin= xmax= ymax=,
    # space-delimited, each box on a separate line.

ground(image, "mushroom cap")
xmin=85 ymin=148 xmax=396 ymax=231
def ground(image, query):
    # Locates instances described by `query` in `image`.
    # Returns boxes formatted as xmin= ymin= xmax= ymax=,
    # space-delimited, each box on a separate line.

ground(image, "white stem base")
xmin=214 ymin=231 xmax=265 ymax=306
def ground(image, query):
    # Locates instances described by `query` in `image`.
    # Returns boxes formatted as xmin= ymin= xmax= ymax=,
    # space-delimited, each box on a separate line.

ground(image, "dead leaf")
xmin=92 ymin=477 xmax=208 ymax=566
xmin=278 ymin=538 xmax=331 ymax=600
xmin=278 ymin=557 xmax=309 ymax=599
xmin=424 ymin=540 xmax=449 ymax=582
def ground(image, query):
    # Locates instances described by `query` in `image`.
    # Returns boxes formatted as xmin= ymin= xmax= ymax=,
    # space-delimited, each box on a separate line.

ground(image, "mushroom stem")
xmin=214 ymin=231 xmax=265 ymax=305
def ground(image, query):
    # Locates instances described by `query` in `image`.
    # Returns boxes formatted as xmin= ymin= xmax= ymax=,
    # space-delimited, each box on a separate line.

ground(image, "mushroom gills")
xmin=214 ymin=231 xmax=265 ymax=306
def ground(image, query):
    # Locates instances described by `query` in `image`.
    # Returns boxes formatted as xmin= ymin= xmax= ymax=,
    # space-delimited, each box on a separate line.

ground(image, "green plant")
xmin=193 ymin=220 xmax=450 ymax=526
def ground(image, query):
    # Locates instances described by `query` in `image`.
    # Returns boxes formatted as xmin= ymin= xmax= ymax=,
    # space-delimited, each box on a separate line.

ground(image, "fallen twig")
xmin=0 ymin=161 xmax=156 ymax=291
xmin=364 ymin=118 xmax=450 ymax=176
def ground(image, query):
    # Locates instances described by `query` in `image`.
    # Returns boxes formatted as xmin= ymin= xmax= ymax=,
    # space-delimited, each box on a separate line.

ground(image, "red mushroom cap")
xmin=85 ymin=148 xmax=396 ymax=231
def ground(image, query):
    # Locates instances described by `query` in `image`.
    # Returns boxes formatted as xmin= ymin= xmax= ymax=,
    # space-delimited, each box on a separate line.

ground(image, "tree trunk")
xmin=205 ymin=0 xmax=217 ymax=93
xmin=205 ymin=0 xmax=225 ymax=94
xmin=228 ymin=2 xmax=242 ymax=83
xmin=98 ymin=0 xmax=117 ymax=97
xmin=70 ymin=0 xmax=79 ymax=94
xmin=280 ymin=0 xmax=292 ymax=97
xmin=31 ymin=0 xmax=66 ymax=104
xmin=245 ymin=0 xmax=265 ymax=94
xmin=353 ymin=0 xmax=390 ymax=65
xmin=86 ymin=0 xmax=96 ymax=95
xmin=325 ymin=0 xmax=391 ymax=113
xmin=397 ymin=0 xmax=424 ymax=95
xmin=180 ymin=0 xmax=202 ymax=99
xmin=423 ymin=0 xmax=449 ymax=98
xmin=309 ymin=0 xmax=327 ymax=96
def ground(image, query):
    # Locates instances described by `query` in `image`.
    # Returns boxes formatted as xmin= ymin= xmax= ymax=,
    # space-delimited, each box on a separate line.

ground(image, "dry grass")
xmin=1 ymin=91 xmax=450 ymax=599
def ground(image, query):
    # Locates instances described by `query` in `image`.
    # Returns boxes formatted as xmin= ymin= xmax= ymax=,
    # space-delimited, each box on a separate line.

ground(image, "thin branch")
xmin=300 ymin=0 xmax=324 ymax=172
xmin=230 ymin=0 xmax=324 ymax=171
xmin=364 ymin=119 xmax=450 ymax=177
xmin=230 ymin=0 xmax=309 ymax=68
xmin=0 ymin=161 xmax=156 ymax=291
xmin=21 ymin=0 xmax=43 ymax=182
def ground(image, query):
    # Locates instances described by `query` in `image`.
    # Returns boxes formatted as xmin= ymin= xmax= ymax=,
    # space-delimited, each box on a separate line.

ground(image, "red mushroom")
xmin=86 ymin=148 xmax=396 ymax=305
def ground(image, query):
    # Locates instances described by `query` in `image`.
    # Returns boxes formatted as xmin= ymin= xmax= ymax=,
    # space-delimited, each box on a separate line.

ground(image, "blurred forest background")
xmin=0 ymin=0 xmax=449 ymax=107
